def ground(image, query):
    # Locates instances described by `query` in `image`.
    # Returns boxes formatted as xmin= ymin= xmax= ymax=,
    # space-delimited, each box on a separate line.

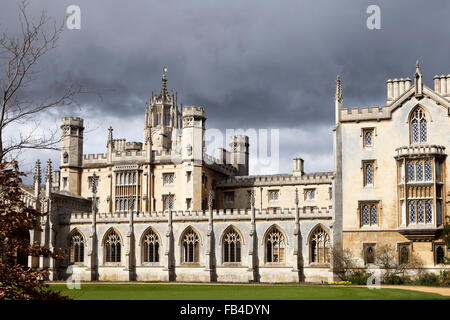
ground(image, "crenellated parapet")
xmin=59 ymin=206 xmax=333 ymax=225
xmin=216 ymin=172 xmax=334 ymax=188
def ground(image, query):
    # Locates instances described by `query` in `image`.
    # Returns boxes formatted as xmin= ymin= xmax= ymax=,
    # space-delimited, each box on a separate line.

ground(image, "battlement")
xmin=58 ymin=206 xmax=334 ymax=225
xmin=61 ymin=117 xmax=84 ymax=127
xmin=217 ymin=172 xmax=334 ymax=188
xmin=203 ymin=153 xmax=238 ymax=175
xmin=182 ymin=106 xmax=206 ymax=118
xmin=126 ymin=142 xmax=143 ymax=151
xmin=339 ymin=105 xmax=391 ymax=122
xmin=83 ymin=153 xmax=107 ymax=161
xmin=394 ymin=144 xmax=446 ymax=159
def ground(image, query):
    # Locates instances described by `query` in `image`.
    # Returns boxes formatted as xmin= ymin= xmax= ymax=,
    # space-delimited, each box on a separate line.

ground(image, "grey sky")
xmin=1 ymin=0 xmax=449 ymax=183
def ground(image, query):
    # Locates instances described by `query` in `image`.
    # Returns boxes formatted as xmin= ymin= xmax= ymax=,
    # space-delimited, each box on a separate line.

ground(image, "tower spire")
xmin=335 ymin=75 xmax=343 ymax=103
xmin=161 ymin=66 xmax=168 ymax=99
xmin=414 ymin=60 xmax=423 ymax=97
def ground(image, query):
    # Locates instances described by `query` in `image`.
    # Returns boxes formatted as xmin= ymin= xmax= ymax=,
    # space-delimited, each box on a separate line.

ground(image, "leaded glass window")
xmin=407 ymin=162 xmax=415 ymax=182
xmin=223 ymin=228 xmax=241 ymax=263
xmin=362 ymin=205 xmax=370 ymax=226
xmin=365 ymin=163 xmax=373 ymax=185
xmin=163 ymin=194 xmax=174 ymax=211
xmin=310 ymin=226 xmax=330 ymax=264
xmin=409 ymin=201 xmax=416 ymax=224
xmin=370 ymin=205 xmax=377 ymax=225
xmin=410 ymin=108 xmax=427 ymax=144
xmin=425 ymin=161 xmax=432 ymax=181
xmin=69 ymin=231 xmax=84 ymax=263
xmin=105 ymin=230 xmax=121 ymax=263
xmin=364 ymin=130 xmax=373 ymax=147
xmin=416 ymin=162 xmax=423 ymax=181
xmin=182 ymin=228 xmax=200 ymax=263
xmin=143 ymin=229 xmax=159 ymax=263
xmin=425 ymin=200 xmax=433 ymax=224
xmin=266 ymin=227 xmax=285 ymax=263
xmin=417 ymin=200 xmax=424 ymax=223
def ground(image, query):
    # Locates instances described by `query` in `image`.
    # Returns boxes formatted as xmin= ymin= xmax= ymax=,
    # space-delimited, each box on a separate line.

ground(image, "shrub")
xmin=348 ymin=270 xmax=372 ymax=285
xmin=383 ymin=275 xmax=410 ymax=285
xmin=415 ymin=273 xmax=440 ymax=286
xmin=439 ymin=271 xmax=450 ymax=287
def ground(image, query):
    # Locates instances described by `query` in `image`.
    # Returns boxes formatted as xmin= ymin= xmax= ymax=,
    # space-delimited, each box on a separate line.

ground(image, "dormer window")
xmin=410 ymin=107 xmax=427 ymax=144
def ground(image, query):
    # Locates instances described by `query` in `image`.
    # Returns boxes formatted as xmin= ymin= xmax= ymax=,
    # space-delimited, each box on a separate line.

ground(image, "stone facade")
xmin=21 ymin=63 xmax=448 ymax=283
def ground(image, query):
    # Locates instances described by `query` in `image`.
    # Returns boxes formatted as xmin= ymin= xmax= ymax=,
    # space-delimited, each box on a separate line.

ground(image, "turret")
xmin=293 ymin=157 xmax=304 ymax=176
xmin=60 ymin=117 xmax=84 ymax=194
xmin=230 ymin=135 xmax=249 ymax=176
xmin=181 ymin=106 xmax=206 ymax=163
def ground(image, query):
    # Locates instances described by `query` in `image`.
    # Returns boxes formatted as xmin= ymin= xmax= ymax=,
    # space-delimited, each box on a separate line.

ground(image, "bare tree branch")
xmin=0 ymin=1 xmax=88 ymax=162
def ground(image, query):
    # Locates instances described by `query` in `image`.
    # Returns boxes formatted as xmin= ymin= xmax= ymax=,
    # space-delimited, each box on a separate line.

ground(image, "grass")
xmin=48 ymin=283 xmax=449 ymax=300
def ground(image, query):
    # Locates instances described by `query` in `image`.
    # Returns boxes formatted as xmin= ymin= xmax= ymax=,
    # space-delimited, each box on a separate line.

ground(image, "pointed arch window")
xmin=182 ymin=228 xmax=199 ymax=263
xmin=69 ymin=231 xmax=84 ymax=263
xmin=142 ymin=229 xmax=160 ymax=263
xmin=223 ymin=228 xmax=241 ymax=263
xmin=105 ymin=230 xmax=121 ymax=263
xmin=265 ymin=226 xmax=285 ymax=263
xmin=310 ymin=226 xmax=330 ymax=264
xmin=410 ymin=108 xmax=427 ymax=144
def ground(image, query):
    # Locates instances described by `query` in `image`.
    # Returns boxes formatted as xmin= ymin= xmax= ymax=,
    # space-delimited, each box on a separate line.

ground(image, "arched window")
xmin=265 ymin=226 xmax=285 ymax=263
xmin=410 ymin=107 xmax=427 ymax=144
xmin=182 ymin=228 xmax=200 ymax=263
xmin=69 ymin=231 xmax=84 ymax=263
xmin=105 ymin=230 xmax=121 ymax=263
xmin=365 ymin=163 xmax=373 ymax=185
xmin=223 ymin=228 xmax=241 ymax=263
xmin=142 ymin=229 xmax=159 ymax=263
xmin=310 ymin=226 xmax=330 ymax=264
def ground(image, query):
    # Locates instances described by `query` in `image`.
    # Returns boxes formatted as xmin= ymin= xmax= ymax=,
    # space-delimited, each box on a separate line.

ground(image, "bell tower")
xmin=147 ymin=67 xmax=180 ymax=153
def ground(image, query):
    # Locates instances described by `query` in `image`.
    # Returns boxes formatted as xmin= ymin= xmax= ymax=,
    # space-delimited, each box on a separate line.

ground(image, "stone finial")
xmin=34 ymin=160 xmax=41 ymax=185
xmin=107 ymin=126 xmax=113 ymax=147
xmin=91 ymin=172 xmax=98 ymax=195
xmin=414 ymin=60 xmax=423 ymax=96
xmin=208 ymin=190 xmax=214 ymax=210
xmin=46 ymin=159 xmax=52 ymax=182
xmin=249 ymin=190 xmax=255 ymax=209
xmin=161 ymin=66 xmax=168 ymax=99
xmin=335 ymin=75 xmax=343 ymax=103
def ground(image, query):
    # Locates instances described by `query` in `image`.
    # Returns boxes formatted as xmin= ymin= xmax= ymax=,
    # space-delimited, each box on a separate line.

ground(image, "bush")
xmin=415 ymin=273 xmax=440 ymax=286
xmin=439 ymin=271 xmax=450 ymax=287
xmin=348 ymin=270 xmax=372 ymax=285
xmin=383 ymin=275 xmax=410 ymax=285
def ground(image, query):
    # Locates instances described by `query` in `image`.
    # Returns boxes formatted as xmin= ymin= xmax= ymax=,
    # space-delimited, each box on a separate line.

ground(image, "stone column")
xmin=165 ymin=198 xmax=174 ymax=281
xmin=248 ymin=191 xmax=258 ymax=282
xmin=87 ymin=173 xmax=98 ymax=281
xmin=292 ymin=188 xmax=304 ymax=281
xmin=125 ymin=195 xmax=136 ymax=281
xmin=205 ymin=191 xmax=216 ymax=281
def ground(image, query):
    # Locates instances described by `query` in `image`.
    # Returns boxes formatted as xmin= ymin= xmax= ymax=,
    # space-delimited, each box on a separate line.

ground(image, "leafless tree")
xmin=0 ymin=1 xmax=85 ymax=162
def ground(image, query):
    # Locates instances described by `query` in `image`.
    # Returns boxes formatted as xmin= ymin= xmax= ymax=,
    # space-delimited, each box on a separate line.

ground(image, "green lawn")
xmin=48 ymin=283 xmax=448 ymax=300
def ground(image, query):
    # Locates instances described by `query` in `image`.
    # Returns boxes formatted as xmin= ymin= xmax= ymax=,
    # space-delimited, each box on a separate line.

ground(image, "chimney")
xmin=293 ymin=157 xmax=304 ymax=176
xmin=433 ymin=74 xmax=450 ymax=97
xmin=386 ymin=78 xmax=411 ymax=104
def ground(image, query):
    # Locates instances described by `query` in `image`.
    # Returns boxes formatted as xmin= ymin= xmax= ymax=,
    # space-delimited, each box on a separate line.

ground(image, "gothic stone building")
xmin=21 ymin=63 xmax=448 ymax=282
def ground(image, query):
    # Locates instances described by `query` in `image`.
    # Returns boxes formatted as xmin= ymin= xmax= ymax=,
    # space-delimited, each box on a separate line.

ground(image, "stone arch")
xmin=307 ymin=224 xmax=331 ymax=264
xmin=179 ymin=226 xmax=201 ymax=264
xmin=219 ymin=225 xmax=245 ymax=246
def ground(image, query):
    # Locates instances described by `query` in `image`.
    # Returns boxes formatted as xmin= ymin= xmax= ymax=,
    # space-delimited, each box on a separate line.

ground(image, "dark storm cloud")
xmin=2 ymin=0 xmax=450 ymax=179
